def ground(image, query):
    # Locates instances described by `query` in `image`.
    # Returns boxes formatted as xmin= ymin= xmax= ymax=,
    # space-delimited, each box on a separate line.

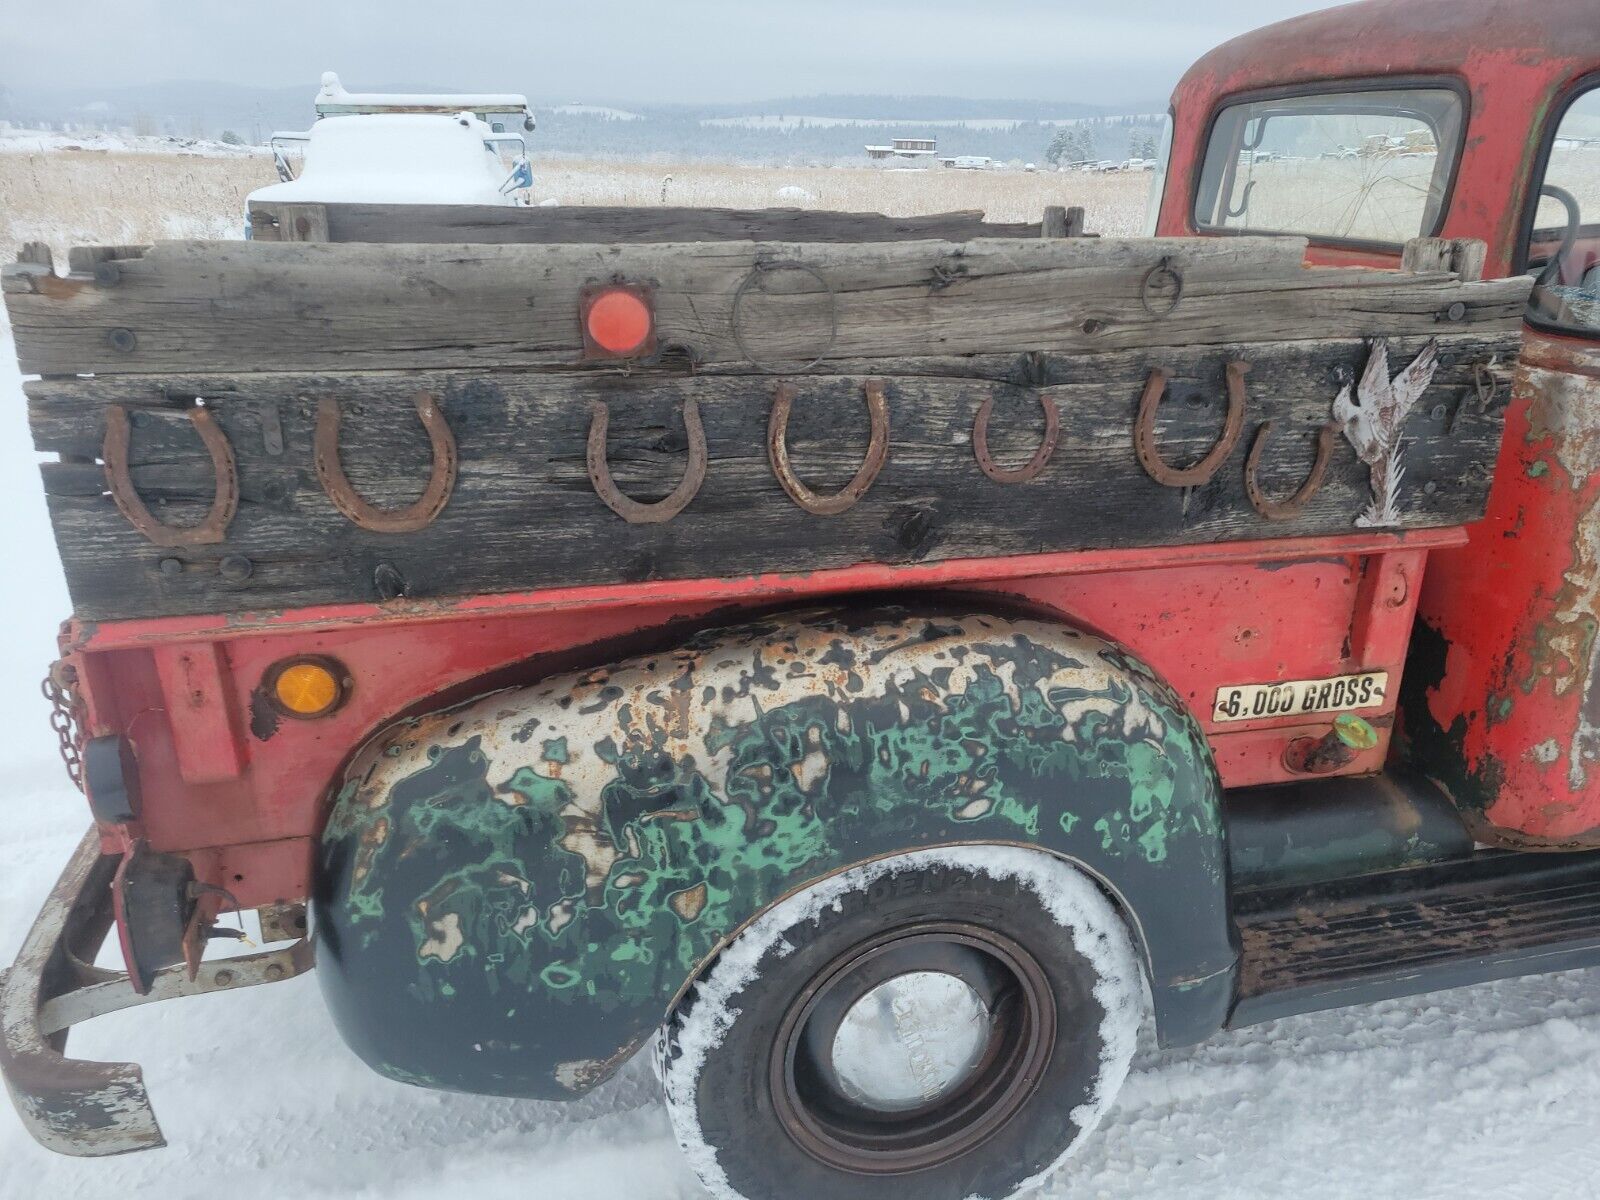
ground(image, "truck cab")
xmin=4 ymin=4 xmax=1600 ymax=1199
xmin=1153 ymin=0 xmax=1600 ymax=852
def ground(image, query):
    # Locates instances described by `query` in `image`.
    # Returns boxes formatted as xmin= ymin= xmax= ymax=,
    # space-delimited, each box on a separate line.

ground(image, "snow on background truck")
xmin=249 ymin=73 xmax=535 ymax=214
xmin=6 ymin=1 xmax=1600 ymax=1198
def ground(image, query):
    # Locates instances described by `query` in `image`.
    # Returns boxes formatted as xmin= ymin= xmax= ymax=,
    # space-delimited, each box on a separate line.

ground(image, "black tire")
xmin=658 ymin=846 xmax=1142 ymax=1200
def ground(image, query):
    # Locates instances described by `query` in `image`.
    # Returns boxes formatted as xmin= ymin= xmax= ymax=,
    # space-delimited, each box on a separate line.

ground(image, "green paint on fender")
xmin=315 ymin=608 xmax=1231 ymax=1098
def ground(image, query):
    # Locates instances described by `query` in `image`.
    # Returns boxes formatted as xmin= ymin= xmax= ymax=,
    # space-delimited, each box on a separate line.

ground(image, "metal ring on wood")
xmin=768 ymin=380 xmax=889 ymax=516
xmin=1139 ymin=256 xmax=1184 ymax=317
xmin=1135 ymin=360 xmax=1249 ymax=488
xmin=103 ymin=403 xmax=238 ymax=547
xmin=315 ymin=392 xmax=458 ymax=533
xmin=587 ymin=398 xmax=707 ymax=524
xmin=730 ymin=260 xmax=840 ymax=373
xmin=1245 ymin=420 xmax=1337 ymax=521
xmin=973 ymin=392 xmax=1060 ymax=484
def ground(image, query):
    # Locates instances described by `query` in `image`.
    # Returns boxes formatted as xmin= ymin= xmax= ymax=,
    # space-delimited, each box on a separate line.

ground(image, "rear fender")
xmin=314 ymin=607 xmax=1233 ymax=1098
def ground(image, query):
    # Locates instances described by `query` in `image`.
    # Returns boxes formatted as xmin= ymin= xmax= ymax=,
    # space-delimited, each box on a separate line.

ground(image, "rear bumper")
xmin=1 ymin=827 xmax=312 ymax=1156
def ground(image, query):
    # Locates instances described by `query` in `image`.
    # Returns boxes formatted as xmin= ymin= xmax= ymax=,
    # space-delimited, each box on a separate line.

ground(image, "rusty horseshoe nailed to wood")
xmin=103 ymin=403 xmax=239 ymax=547
xmin=315 ymin=392 xmax=459 ymax=533
xmin=972 ymin=392 xmax=1060 ymax=484
xmin=768 ymin=380 xmax=890 ymax=516
xmin=587 ymin=398 xmax=708 ymax=524
xmin=1135 ymin=360 xmax=1249 ymax=488
xmin=1245 ymin=419 xmax=1337 ymax=521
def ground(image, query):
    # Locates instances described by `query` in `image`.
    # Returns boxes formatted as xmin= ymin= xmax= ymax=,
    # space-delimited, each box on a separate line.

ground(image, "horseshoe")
xmin=1135 ymin=360 xmax=1249 ymax=488
xmin=315 ymin=393 xmax=458 ymax=533
xmin=768 ymin=380 xmax=890 ymax=516
xmin=973 ymin=392 xmax=1060 ymax=484
xmin=587 ymin=398 xmax=707 ymax=524
xmin=103 ymin=403 xmax=238 ymax=547
xmin=1245 ymin=420 xmax=1337 ymax=521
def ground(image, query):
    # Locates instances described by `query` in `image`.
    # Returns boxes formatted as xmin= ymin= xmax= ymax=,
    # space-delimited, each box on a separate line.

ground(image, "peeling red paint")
xmin=1420 ymin=335 xmax=1600 ymax=842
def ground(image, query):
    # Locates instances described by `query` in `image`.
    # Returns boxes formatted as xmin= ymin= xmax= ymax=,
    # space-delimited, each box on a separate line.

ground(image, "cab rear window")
xmin=1194 ymin=86 xmax=1465 ymax=248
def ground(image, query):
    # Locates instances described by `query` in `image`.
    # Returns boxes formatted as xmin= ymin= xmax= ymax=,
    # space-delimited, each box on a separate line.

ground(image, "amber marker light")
xmin=580 ymin=284 xmax=656 ymax=359
xmin=266 ymin=657 xmax=348 ymax=719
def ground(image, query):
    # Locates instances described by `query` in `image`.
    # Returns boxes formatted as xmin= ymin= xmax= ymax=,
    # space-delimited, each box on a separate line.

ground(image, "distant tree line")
xmin=1045 ymin=117 xmax=1162 ymax=166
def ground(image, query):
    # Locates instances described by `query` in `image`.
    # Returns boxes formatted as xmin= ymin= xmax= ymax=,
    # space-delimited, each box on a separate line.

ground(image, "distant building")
xmin=866 ymin=136 xmax=938 ymax=161
xmin=939 ymin=155 xmax=994 ymax=170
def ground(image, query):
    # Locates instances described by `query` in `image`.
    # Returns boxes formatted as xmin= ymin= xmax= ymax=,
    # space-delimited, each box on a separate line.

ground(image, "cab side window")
xmin=1194 ymin=86 xmax=1464 ymax=248
xmin=1526 ymin=81 xmax=1600 ymax=335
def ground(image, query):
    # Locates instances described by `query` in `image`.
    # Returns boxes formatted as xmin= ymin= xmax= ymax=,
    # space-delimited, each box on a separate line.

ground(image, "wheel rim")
xmin=770 ymin=921 xmax=1057 ymax=1175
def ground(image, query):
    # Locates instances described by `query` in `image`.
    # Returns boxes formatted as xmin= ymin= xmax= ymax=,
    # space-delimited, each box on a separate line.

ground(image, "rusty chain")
xmin=42 ymin=660 xmax=86 ymax=791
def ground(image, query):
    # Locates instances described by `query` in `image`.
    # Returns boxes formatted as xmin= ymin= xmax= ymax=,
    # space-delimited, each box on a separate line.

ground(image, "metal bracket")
xmin=768 ymin=380 xmax=890 ymax=515
xmin=972 ymin=392 xmax=1060 ymax=484
xmin=314 ymin=392 xmax=458 ymax=533
xmin=0 ymin=827 xmax=312 ymax=1157
xmin=103 ymin=404 xmax=238 ymax=547
xmin=1245 ymin=420 xmax=1337 ymax=521
xmin=1135 ymin=361 xmax=1249 ymax=488
xmin=586 ymin=398 xmax=708 ymax=524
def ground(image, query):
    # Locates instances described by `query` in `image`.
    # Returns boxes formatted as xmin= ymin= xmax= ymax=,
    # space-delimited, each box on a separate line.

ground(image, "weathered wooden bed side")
xmin=1 ymin=232 xmax=1529 ymax=621
xmin=2 ymin=235 xmax=1528 ymax=376
xmin=25 ymin=334 xmax=1517 ymax=621
xmin=247 ymin=201 xmax=1069 ymax=244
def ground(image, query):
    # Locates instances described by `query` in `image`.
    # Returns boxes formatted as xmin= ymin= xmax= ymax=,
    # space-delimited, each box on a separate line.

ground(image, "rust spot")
xmin=36 ymin=273 xmax=88 ymax=301
xmin=248 ymin=688 xmax=281 ymax=741
xmin=668 ymin=882 xmax=709 ymax=922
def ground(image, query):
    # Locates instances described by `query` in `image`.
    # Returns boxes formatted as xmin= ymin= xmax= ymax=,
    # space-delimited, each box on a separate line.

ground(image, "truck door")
xmin=1407 ymin=75 xmax=1600 ymax=847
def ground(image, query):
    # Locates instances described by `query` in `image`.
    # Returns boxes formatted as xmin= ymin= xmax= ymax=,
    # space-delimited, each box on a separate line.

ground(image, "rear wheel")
xmin=657 ymin=847 xmax=1143 ymax=1200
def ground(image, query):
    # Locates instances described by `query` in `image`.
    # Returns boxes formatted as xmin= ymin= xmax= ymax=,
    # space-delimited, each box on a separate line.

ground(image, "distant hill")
xmin=0 ymin=81 xmax=1166 ymax=165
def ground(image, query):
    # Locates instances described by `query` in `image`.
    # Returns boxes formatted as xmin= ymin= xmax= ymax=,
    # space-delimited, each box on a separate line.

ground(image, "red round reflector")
xmin=586 ymin=289 xmax=653 ymax=355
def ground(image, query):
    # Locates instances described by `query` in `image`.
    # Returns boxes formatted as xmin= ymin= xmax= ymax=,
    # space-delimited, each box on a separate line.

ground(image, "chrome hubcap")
xmin=771 ymin=922 xmax=1057 ymax=1175
xmin=830 ymin=971 xmax=993 ymax=1112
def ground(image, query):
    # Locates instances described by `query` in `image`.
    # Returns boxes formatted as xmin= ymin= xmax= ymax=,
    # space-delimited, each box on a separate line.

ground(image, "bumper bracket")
xmin=1 ymin=828 xmax=312 ymax=1156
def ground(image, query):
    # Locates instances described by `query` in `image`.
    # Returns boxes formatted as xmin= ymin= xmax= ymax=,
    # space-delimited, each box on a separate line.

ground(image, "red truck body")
xmin=7 ymin=1 xmax=1600 ymax=1193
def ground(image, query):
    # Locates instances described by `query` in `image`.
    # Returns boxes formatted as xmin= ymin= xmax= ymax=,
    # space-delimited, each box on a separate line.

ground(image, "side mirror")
xmin=502 ymin=157 xmax=534 ymax=195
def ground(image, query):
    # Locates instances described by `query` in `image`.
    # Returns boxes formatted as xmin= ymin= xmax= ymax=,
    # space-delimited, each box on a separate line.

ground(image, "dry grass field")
xmin=0 ymin=149 xmax=1152 ymax=265
xmin=535 ymin=158 xmax=1153 ymax=231
xmin=0 ymin=151 xmax=271 ymax=262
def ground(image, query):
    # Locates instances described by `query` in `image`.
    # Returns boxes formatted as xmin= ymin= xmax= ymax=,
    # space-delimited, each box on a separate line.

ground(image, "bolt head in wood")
xmin=107 ymin=327 xmax=138 ymax=353
xmin=373 ymin=562 xmax=407 ymax=600
xmin=219 ymin=555 xmax=254 ymax=583
xmin=93 ymin=261 xmax=122 ymax=287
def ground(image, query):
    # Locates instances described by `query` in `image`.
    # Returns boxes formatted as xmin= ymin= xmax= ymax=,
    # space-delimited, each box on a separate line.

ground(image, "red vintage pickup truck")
xmin=4 ymin=2 xmax=1599 ymax=1198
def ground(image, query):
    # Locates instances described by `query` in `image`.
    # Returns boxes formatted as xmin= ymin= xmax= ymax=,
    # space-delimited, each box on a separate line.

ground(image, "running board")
xmin=1229 ymin=847 xmax=1600 ymax=1028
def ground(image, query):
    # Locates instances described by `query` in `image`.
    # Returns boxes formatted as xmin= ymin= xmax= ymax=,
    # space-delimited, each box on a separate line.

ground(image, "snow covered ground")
xmin=2 ymin=306 xmax=1600 ymax=1199
xmin=0 ymin=125 xmax=267 ymax=158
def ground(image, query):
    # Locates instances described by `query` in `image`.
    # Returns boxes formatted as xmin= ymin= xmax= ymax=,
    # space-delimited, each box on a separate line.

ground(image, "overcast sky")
xmin=2 ymin=0 xmax=1340 ymax=106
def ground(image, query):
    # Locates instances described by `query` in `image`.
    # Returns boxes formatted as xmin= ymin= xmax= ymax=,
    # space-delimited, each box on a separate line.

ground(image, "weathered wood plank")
xmin=4 ymin=236 xmax=1529 ymax=376
xmin=1402 ymin=237 xmax=1487 ymax=281
xmin=26 ymin=333 xmax=1515 ymax=620
xmin=248 ymin=201 xmax=1044 ymax=245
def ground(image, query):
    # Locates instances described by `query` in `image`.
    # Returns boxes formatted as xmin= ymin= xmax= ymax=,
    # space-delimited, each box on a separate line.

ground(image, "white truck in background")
xmin=247 ymin=72 xmax=535 ymax=219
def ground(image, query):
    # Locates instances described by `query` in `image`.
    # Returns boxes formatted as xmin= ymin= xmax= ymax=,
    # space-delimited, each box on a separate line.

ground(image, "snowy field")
xmin=3 ymin=184 xmax=1600 ymax=1198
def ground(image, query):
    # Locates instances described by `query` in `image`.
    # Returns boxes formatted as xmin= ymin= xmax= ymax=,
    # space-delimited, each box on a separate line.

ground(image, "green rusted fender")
xmin=314 ymin=607 xmax=1236 ymax=1099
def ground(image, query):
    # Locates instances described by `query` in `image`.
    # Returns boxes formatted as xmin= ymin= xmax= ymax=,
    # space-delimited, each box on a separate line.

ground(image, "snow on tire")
xmin=657 ymin=846 xmax=1144 ymax=1200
